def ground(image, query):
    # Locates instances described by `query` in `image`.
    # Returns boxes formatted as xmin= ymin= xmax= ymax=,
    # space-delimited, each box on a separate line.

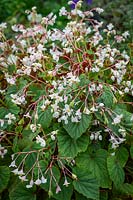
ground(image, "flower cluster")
xmin=9 ymin=151 xmax=47 ymax=188
xmin=0 ymin=144 xmax=7 ymax=158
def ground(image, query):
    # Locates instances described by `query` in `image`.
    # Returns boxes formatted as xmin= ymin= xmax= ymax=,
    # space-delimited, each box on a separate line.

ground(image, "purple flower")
xmin=86 ymin=0 xmax=92 ymax=4
xmin=71 ymin=0 xmax=92 ymax=9
xmin=71 ymin=0 xmax=79 ymax=9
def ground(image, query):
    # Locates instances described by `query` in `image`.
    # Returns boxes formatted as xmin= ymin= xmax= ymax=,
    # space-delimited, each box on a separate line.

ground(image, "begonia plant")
xmin=0 ymin=1 xmax=133 ymax=199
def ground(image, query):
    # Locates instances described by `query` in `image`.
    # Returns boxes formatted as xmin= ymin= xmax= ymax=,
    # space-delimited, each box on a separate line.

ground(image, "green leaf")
xmin=76 ymin=148 xmax=111 ymax=188
xmin=18 ymin=138 xmax=33 ymax=151
xmin=130 ymin=145 xmax=133 ymax=159
xmin=73 ymin=167 xmax=99 ymax=200
xmin=28 ymin=84 xmax=46 ymax=101
xmin=64 ymin=114 xmax=92 ymax=139
xmin=12 ymin=136 xmax=19 ymax=152
xmin=9 ymin=183 xmax=36 ymax=200
xmin=114 ymin=107 xmax=133 ymax=130
xmin=24 ymin=151 xmax=37 ymax=169
xmin=0 ymin=166 xmax=10 ymax=192
xmin=75 ymin=193 xmax=90 ymax=200
xmin=0 ymin=107 xmax=8 ymax=129
xmin=119 ymin=183 xmax=133 ymax=195
xmin=97 ymin=87 xmax=114 ymax=108
xmin=57 ymin=131 xmax=89 ymax=158
xmin=87 ymin=50 xmax=94 ymax=55
xmin=0 ymin=107 xmax=8 ymax=118
xmin=6 ymin=100 xmax=20 ymax=115
xmin=115 ymin=146 xmax=129 ymax=167
xmin=107 ymin=155 xmax=125 ymax=186
xmin=37 ymin=106 xmax=53 ymax=129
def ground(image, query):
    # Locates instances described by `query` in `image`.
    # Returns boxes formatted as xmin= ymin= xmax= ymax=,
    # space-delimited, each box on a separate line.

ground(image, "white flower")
xmin=51 ymin=134 xmax=56 ymax=140
xmin=40 ymin=104 xmax=46 ymax=111
xmin=109 ymin=135 xmax=126 ymax=149
xmin=107 ymin=23 xmax=114 ymax=31
xmin=56 ymin=185 xmax=61 ymax=194
xmin=118 ymin=129 xmax=126 ymax=137
xmin=83 ymin=107 xmax=90 ymax=115
xmin=63 ymin=47 xmax=73 ymax=54
xmin=59 ymin=7 xmax=67 ymax=16
xmin=36 ymin=135 xmax=46 ymax=147
xmin=26 ymin=184 xmax=33 ymax=188
xmin=99 ymin=103 xmax=104 ymax=107
xmin=63 ymin=178 xmax=70 ymax=187
xmin=37 ymin=44 xmax=45 ymax=51
xmin=17 ymin=169 xmax=25 ymax=175
xmin=49 ymin=93 xmax=63 ymax=102
xmin=0 ymin=119 xmax=4 ymax=127
xmin=75 ymin=109 xmax=82 ymax=118
xmin=126 ymin=81 xmax=131 ymax=87
xmin=77 ymin=10 xmax=85 ymax=18
xmin=19 ymin=39 xmax=27 ymax=47
xmin=30 ymin=124 xmax=37 ymax=133
xmin=71 ymin=116 xmax=79 ymax=123
xmin=124 ymin=87 xmax=129 ymax=93
xmin=45 ymin=99 xmax=51 ymax=106
xmin=111 ymin=152 xmax=115 ymax=156
xmin=98 ymin=135 xmax=102 ymax=141
xmin=50 ymin=48 xmax=62 ymax=62
xmin=5 ymin=113 xmax=16 ymax=124
xmin=12 ymin=25 xmax=19 ymax=32
xmin=51 ymin=80 xmax=57 ymax=88
xmin=49 ymin=103 xmax=59 ymax=112
xmin=67 ymin=72 xmax=80 ymax=85
xmin=0 ymin=22 xmax=7 ymax=29
xmin=86 ymin=27 xmax=91 ymax=34
xmin=90 ymin=106 xmax=98 ymax=112
xmin=24 ymin=112 xmax=31 ymax=118
xmin=90 ymin=134 xmax=95 ymax=140
xmin=9 ymin=160 xmax=16 ymax=168
xmin=122 ymin=31 xmax=129 ymax=38
xmin=5 ymin=73 xmax=16 ymax=85
xmin=50 ymin=130 xmax=58 ymax=140
xmin=35 ymin=178 xmax=42 ymax=185
xmin=95 ymin=8 xmax=104 ymax=14
xmin=110 ymin=57 xmax=114 ymax=63
xmin=12 ymin=168 xmax=19 ymax=174
xmin=11 ymin=154 xmax=15 ymax=160
xmin=0 ymin=145 xmax=7 ymax=158
xmin=19 ymin=175 xmax=28 ymax=181
xmin=41 ymin=176 xmax=47 ymax=184
xmin=112 ymin=114 xmax=123 ymax=124
xmin=91 ymin=66 xmax=100 ymax=73
xmin=26 ymin=180 xmax=34 ymax=188
xmin=0 ymin=89 xmax=5 ymax=94
xmin=53 ymin=111 xmax=60 ymax=118
xmin=63 ymin=104 xmax=72 ymax=116
xmin=58 ymin=115 xmax=68 ymax=124
xmin=11 ymin=94 xmax=26 ymax=105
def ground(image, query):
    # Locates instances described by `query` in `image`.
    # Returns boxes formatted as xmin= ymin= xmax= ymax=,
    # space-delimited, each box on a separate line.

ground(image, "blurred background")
xmin=0 ymin=0 xmax=133 ymax=39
